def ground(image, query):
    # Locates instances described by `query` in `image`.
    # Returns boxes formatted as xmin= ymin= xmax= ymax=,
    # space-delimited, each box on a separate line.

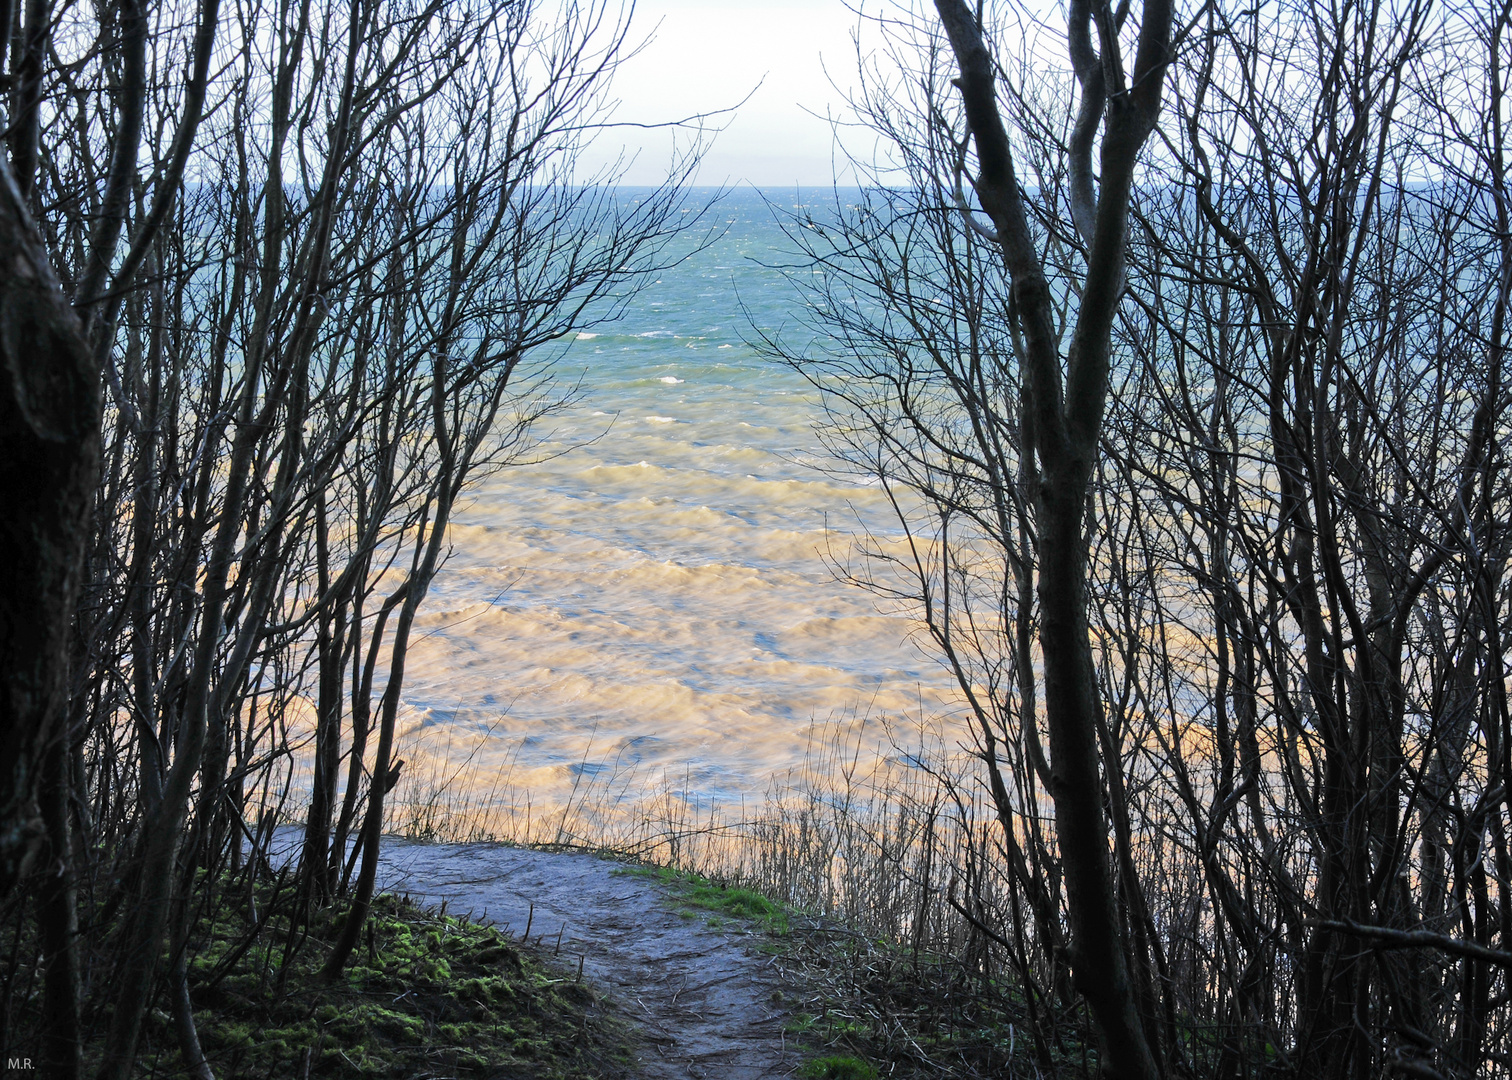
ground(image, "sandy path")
xmin=373 ymin=840 xmax=800 ymax=1079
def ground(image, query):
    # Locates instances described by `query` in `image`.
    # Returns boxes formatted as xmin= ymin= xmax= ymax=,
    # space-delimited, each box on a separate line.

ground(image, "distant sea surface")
xmin=399 ymin=188 xmax=958 ymax=811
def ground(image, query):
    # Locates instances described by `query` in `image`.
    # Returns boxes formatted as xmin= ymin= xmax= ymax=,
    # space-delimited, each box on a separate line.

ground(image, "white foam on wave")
xmin=645 ymin=415 xmax=677 ymax=424
xmin=659 ymin=376 xmax=684 ymax=384
xmin=576 ymin=332 xmax=599 ymax=340
xmin=582 ymin=460 xmax=660 ymax=473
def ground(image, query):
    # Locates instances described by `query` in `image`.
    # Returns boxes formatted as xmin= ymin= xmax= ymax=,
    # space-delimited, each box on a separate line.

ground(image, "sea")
xmin=392 ymin=188 xmax=962 ymax=821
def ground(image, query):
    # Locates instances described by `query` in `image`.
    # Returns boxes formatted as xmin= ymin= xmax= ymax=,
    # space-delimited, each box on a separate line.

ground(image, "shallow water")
xmin=395 ymin=190 xmax=959 ymax=814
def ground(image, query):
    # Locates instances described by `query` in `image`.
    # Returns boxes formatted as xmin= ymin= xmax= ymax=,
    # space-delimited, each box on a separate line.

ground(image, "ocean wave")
xmin=393 ymin=194 xmax=963 ymax=806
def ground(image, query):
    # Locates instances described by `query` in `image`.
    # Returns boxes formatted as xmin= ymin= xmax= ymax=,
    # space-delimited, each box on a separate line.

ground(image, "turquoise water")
xmin=397 ymin=190 xmax=958 ymax=809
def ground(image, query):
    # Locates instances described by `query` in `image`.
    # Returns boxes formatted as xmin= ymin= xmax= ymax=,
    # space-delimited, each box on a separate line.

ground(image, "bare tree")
xmin=767 ymin=0 xmax=1511 ymax=1076
xmin=769 ymin=2 xmax=1172 ymax=1074
xmin=1 ymin=1 xmax=710 ymax=1075
xmin=1109 ymin=1 xmax=1512 ymax=1073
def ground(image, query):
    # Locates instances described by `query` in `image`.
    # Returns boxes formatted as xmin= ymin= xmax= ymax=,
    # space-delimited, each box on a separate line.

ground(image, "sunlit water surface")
xmin=395 ymin=189 xmax=960 ymax=818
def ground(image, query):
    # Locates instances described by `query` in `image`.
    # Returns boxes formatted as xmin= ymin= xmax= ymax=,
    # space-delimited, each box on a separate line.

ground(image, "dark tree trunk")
xmin=37 ymin=740 xmax=82 ymax=1080
xmin=934 ymin=1 xmax=1172 ymax=1075
xmin=0 ymin=160 xmax=98 ymax=896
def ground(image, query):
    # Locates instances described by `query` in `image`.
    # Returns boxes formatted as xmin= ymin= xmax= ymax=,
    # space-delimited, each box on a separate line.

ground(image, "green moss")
xmin=636 ymin=865 xmax=792 ymax=934
xmin=799 ymin=1055 xmax=879 ymax=1080
xmin=160 ymin=880 xmax=633 ymax=1079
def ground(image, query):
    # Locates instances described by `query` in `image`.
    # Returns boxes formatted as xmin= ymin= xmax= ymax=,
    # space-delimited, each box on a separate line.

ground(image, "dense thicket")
xmin=8 ymin=0 xmax=1512 ymax=1076
xmin=0 ymin=1 xmax=702 ymax=1075
xmin=767 ymin=1 xmax=1512 ymax=1076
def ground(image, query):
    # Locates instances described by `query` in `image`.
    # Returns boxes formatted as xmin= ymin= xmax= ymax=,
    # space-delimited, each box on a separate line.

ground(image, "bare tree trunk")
xmin=320 ymin=500 xmax=449 ymax=980
xmin=1 ymin=33 xmax=94 ymax=1066
xmin=168 ymin=947 xmax=214 ymax=1080
xmin=0 ymin=156 xmax=97 ymax=896
xmin=301 ymin=493 xmax=346 ymax=901
xmin=7 ymin=0 xmax=50 ymax=203
xmin=37 ymin=741 xmax=81 ymax=1080
xmin=934 ymin=1 xmax=1171 ymax=1075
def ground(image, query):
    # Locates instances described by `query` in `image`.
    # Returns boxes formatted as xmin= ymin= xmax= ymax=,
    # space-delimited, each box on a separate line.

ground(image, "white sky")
xmin=582 ymin=1 xmax=877 ymax=187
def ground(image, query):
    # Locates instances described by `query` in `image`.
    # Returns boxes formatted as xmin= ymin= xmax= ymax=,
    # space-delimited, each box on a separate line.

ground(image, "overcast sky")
xmin=581 ymin=1 xmax=877 ymax=187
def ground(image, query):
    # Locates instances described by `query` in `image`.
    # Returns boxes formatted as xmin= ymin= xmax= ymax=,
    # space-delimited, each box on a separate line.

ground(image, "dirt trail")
xmin=374 ymin=839 xmax=800 ymax=1079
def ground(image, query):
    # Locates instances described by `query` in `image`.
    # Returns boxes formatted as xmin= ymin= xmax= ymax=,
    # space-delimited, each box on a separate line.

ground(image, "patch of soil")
xmin=375 ymin=840 xmax=802 ymax=1079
